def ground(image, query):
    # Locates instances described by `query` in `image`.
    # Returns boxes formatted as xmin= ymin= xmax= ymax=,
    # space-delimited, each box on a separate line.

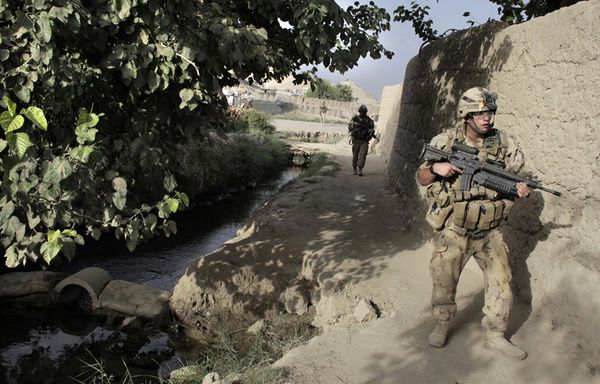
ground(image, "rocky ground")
xmin=263 ymin=121 xmax=597 ymax=384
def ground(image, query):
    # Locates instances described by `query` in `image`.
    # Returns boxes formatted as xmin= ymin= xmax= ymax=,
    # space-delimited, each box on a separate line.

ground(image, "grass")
xmin=300 ymin=152 xmax=340 ymax=178
xmin=74 ymin=316 xmax=316 ymax=384
xmin=171 ymin=316 xmax=316 ymax=384
xmin=72 ymin=348 xmax=156 ymax=384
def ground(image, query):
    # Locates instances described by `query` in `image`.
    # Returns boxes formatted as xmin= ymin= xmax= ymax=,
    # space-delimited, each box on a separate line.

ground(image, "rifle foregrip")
xmin=473 ymin=173 xmax=518 ymax=197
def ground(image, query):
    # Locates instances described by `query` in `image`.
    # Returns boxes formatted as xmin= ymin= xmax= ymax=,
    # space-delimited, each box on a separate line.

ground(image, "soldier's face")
xmin=466 ymin=111 xmax=494 ymax=137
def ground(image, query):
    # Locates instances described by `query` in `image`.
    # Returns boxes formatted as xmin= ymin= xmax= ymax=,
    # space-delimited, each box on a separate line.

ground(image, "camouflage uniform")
xmin=348 ymin=113 xmax=375 ymax=173
xmin=319 ymin=103 xmax=328 ymax=125
xmin=419 ymin=125 xmax=525 ymax=333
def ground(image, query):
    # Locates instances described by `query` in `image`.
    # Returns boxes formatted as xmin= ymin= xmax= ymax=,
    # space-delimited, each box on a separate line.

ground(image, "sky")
xmin=319 ymin=0 xmax=501 ymax=100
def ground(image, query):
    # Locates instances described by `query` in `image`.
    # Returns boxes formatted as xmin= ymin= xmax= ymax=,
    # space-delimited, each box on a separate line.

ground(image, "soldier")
xmin=416 ymin=87 xmax=531 ymax=360
xmin=319 ymin=101 xmax=328 ymax=126
xmin=348 ymin=105 xmax=375 ymax=176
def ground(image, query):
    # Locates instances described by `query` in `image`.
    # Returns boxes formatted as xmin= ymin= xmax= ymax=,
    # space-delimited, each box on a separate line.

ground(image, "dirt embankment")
xmin=170 ymin=118 xmax=597 ymax=382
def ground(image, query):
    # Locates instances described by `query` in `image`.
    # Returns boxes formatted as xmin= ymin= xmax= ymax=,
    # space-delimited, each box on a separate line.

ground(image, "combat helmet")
xmin=457 ymin=87 xmax=497 ymax=119
xmin=358 ymin=105 xmax=368 ymax=113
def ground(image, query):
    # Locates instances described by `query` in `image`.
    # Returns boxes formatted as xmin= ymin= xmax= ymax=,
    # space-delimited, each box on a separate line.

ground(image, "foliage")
xmin=170 ymin=316 xmax=315 ymax=384
xmin=305 ymin=78 xmax=354 ymax=102
xmin=0 ymin=98 xmax=188 ymax=268
xmin=300 ymin=152 xmax=340 ymax=178
xmin=174 ymin=132 xmax=288 ymax=203
xmin=0 ymin=0 xmax=393 ymax=128
xmin=392 ymin=0 xmax=585 ymax=43
xmin=0 ymin=0 xmax=394 ymax=267
xmin=225 ymin=108 xmax=275 ymax=135
xmin=393 ymin=2 xmax=439 ymax=43
xmin=488 ymin=0 xmax=584 ymax=24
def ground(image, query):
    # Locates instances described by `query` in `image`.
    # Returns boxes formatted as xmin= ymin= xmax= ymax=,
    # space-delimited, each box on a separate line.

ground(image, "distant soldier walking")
xmin=348 ymin=105 xmax=375 ymax=176
xmin=319 ymin=101 xmax=328 ymax=126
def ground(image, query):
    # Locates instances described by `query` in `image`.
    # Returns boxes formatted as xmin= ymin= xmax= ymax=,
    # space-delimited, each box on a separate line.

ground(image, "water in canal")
xmin=0 ymin=168 xmax=302 ymax=384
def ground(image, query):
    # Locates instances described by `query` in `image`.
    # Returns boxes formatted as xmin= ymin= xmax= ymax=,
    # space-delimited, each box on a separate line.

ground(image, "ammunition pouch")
xmin=425 ymin=183 xmax=453 ymax=230
xmin=451 ymin=200 xmax=510 ymax=231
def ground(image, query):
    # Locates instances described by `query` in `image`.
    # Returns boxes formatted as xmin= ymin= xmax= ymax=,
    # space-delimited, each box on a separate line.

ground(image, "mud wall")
xmin=252 ymin=92 xmax=379 ymax=121
xmin=385 ymin=0 xmax=600 ymax=363
xmin=373 ymin=84 xmax=402 ymax=160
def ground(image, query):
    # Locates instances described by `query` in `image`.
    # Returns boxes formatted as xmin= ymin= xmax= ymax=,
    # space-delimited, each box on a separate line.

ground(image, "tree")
xmin=393 ymin=0 xmax=586 ymax=43
xmin=0 ymin=0 xmax=394 ymax=267
xmin=305 ymin=78 xmax=354 ymax=102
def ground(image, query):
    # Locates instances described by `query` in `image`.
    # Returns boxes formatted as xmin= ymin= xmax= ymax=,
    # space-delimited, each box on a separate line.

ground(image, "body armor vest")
xmin=426 ymin=127 xmax=513 ymax=233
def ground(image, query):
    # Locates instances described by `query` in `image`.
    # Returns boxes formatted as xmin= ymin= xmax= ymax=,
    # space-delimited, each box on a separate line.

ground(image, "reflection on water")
xmin=0 ymin=169 xmax=301 ymax=384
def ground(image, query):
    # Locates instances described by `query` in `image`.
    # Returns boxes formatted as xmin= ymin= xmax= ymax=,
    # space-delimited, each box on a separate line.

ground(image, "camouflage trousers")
xmin=351 ymin=139 xmax=369 ymax=169
xmin=430 ymin=227 xmax=513 ymax=332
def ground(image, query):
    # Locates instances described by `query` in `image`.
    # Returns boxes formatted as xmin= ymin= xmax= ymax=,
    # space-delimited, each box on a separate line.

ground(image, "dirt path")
xmin=269 ymin=120 xmax=596 ymax=384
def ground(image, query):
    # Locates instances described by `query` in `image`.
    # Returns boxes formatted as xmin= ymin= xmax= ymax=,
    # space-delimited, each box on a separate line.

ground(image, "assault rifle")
xmin=420 ymin=141 xmax=561 ymax=197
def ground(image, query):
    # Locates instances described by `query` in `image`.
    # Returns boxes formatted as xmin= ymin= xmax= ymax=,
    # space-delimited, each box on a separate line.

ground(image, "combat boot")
xmin=428 ymin=320 xmax=450 ymax=348
xmin=353 ymin=168 xmax=358 ymax=175
xmin=485 ymin=331 xmax=527 ymax=360
xmin=358 ymin=168 xmax=364 ymax=176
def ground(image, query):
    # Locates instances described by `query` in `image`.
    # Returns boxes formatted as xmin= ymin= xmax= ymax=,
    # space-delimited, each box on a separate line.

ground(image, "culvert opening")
xmin=58 ymin=284 xmax=93 ymax=312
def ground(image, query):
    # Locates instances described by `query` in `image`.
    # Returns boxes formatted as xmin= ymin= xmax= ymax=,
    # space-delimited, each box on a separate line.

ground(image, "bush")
xmin=174 ymin=132 xmax=288 ymax=203
xmin=305 ymin=78 xmax=353 ymax=102
xmin=225 ymin=108 xmax=275 ymax=134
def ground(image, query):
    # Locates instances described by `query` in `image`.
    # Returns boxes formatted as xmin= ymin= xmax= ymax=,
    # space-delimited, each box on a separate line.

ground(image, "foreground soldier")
xmin=416 ymin=87 xmax=531 ymax=360
xmin=348 ymin=105 xmax=375 ymax=176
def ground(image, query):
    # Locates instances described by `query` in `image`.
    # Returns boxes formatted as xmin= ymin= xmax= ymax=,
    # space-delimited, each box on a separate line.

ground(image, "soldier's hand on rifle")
xmin=431 ymin=162 xmax=463 ymax=177
xmin=515 ymin=182 xmax=531 ymax=198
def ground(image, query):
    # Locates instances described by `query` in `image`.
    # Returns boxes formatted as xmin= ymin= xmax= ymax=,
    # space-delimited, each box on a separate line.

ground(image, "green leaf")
xmin=42 ymin=240 xmax=62 ymax=264
xmin=91 ymin=227 xmax=101 ymax=240
xmin=75 ymin=127 xmax=97 ymax=144
xmin=178 ymin=192 xmax=190 ymax=208
xmin=126 ymin=239 xmax=137 ymax=252
xmin=0 ymin=139 xmax=6 ymax=153
xmin=144 ymin=213 xmax=158 ymax=231
xmin=112 ymin=177 xmax=127 ymax=194
xmin=0 ymin=112 xmax=25 ymax=133
xmin=76 ymin=108 xmax=100 ymax=130
xmin=166 ymin=197 xmax=179 ymax=213
xmin=158 ymin=202 xmax=170 ymax=219
xmin=15 ymin=220 xmax=26 ymax=242
xmin=2 ymin=96 xmax=17 ymax=116
xmin=21 ymin=106 xmax=48 ymax=131
xmin=61 ymin=229 xmax=77 ymax=237
xmin=0 ymin=201 xmax=15 ymax=223
xmin=43 ymin=157 xmax=74 ymax=183
xmin=0 ymin=50 xmax=9 ymax=61
xmin=7 ymin=132 xmax=32 ymax=158
xmin=163 ymin=174 xmax=177 ymax=192
xmin=47 ymin=229 xmax=61 ymax=243
xmin=112 ymin=192 xmax=127 ymax=210
xmin=4 ymin=245 xmax=21 ymax=268
xmin=15 ymin=85 xmax=31 ymax=104
xmin=3 ymin=216 xmax=23 ymax=241
xmin=37 ymin=15 xmax=52 ymax=43
xmin=166 ymin=220 xmax=177 ymax=235
xmin=139 ymin=29 xmax=149 ymax=44
xmin=61 ymin=241 xmax=76 ymax=260
xmin=70 ymin=145 xmax=95 ymax=163
xmin=179 ymin=88 xmax=194 ymax=103
xmin=147 ymin=71 xmax=160 ymax=93
xmin=117 ymin=0 xmax=132 ymax=20
xmin=26 ymin=208 xmax=41 ymax=229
